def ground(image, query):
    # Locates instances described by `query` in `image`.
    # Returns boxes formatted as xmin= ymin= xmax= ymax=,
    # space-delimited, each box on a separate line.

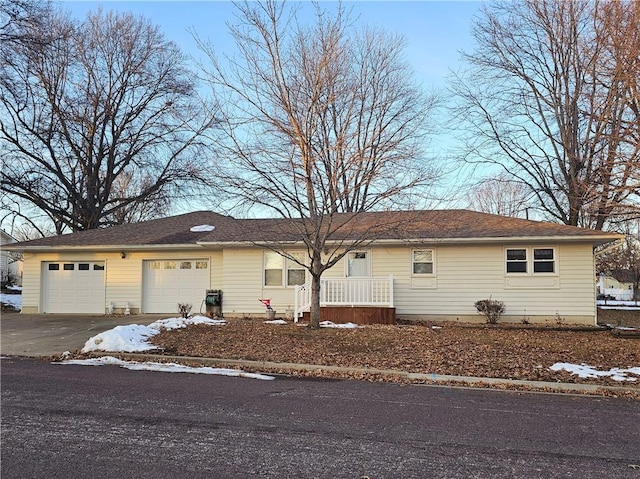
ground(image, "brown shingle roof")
xmin=8 ymin=209 xmax=620 ymax=250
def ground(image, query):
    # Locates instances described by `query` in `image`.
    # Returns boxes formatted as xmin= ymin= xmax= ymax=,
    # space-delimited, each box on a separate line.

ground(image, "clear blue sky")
xmin=62 ymin=1 xmax=483 ymax=90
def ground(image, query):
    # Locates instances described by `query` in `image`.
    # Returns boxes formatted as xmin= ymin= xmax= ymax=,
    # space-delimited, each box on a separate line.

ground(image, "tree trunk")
xmin=309 ymin=273 xmax=322 ymax=329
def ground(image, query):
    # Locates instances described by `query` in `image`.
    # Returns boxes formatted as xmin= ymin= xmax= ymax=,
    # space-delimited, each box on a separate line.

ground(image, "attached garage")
xmin=41 ymin=261 xmax=106 ymax=314
xmin=142 ymin=259 xmax=210 ymax=313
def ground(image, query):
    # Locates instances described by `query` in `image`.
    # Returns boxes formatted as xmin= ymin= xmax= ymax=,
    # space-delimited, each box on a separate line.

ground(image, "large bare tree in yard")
xmin=198 ymin=1 xmax=440 ymax=328
xmin=452 ymin=0 xmax=640 ymax=230
xmin=0 ymin=7 xmax=214 ymax=234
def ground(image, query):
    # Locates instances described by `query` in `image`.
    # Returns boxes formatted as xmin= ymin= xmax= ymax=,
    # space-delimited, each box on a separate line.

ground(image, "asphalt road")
xmin=2 ymin=357 xmax=639 ymax=479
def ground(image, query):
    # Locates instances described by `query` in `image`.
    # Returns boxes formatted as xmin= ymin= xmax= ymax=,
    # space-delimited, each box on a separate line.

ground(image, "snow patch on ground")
xmin=0 ymin=293 xmax=22 ymax=310
xmin=81 ymin=315 xmax=225 ymax=353
xmin=320 ymin=321 xmax=361 ymax=329
xmin=264 ymin=319 xmax=287 ymax=325
xmin=549 ymin=362 xmax=640 ymax=382
xmin=597 ymin=300 xmax=640 ymax=310
xmin=57 ymin=356 xmax=274 ymax=380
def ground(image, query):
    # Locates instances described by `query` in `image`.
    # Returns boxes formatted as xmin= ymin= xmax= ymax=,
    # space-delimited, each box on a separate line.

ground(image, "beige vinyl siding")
xmin=221 ymin=248 xmax=307 ymax=315
xmin=369 ymin=243 xmax=595 ymax=320
xmin=222 ymin=248 xmax=264 ymax=314
xmin=106 ymin=252 xmax=143 ymax=313
xmin=19 ymin=253 xmax=41 ymax=313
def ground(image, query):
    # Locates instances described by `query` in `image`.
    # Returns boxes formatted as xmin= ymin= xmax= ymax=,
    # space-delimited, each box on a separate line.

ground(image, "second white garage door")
xmin=142 ymin=259 xmax=210 ymax=314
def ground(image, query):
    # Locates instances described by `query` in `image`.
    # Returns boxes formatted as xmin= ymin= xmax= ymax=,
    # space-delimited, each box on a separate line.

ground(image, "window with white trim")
xmin=264 ymin=251 xmax=283 ymax=287
xmin=533 ymin=248 xmax=555 ymax=273
xmin=505 ymin=247 xmax=556 ymax=274
xmin=506 ymin=249 xmax=527 ymax=273
xmin=286 ymin=252 xmax=306 ymax=286
xmin=412 ymin=249 xmax=434 ymax=275
xmin=264 ymin=251 xmax=306 ymax=287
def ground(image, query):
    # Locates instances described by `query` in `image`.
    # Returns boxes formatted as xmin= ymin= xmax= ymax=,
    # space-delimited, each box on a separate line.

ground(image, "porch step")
xmin=301 ymin=306 xmax=396 ymax=325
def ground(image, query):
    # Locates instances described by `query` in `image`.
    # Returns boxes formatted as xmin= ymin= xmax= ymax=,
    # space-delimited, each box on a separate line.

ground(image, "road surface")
xmin=2 ymin=357 xmax=639 ymax=478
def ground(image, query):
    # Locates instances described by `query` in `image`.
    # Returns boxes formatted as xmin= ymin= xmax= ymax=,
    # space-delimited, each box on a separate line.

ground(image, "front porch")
xmin=294 ymin=275 xmax=395 ymax=325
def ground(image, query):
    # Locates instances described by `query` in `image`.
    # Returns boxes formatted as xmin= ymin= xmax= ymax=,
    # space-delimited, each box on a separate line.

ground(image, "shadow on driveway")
xmin=0 ymin=312 xmax=169 ymax=357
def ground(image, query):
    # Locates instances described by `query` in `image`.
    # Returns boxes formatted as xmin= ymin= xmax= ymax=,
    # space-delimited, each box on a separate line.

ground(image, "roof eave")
xmin=197 ymin=234 xmax=624 ymax=247
xmin=6 ymin=233 xmax=623 ymax=251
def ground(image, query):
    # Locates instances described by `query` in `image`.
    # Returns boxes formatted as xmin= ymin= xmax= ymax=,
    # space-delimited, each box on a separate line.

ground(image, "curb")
xmin=86 ymin=352 xmax=639 ymax=396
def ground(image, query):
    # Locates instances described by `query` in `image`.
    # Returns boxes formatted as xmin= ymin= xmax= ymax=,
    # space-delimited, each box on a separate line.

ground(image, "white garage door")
xmin=42 ymin=261 xmax=106 ymax=314
xmin=142 ymin=259 xmax=210 ymax=314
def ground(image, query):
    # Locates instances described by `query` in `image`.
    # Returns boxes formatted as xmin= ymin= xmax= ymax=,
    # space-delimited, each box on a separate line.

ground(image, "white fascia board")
xmin=197 ymin=234 xmax=624 ymax=248
xmin=392 ymin=235 xmax=624 ymax=245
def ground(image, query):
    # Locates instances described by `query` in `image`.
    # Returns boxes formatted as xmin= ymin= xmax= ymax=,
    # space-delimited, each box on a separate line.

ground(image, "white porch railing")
xmin=294 ymin=275 xmax=394 ymax=322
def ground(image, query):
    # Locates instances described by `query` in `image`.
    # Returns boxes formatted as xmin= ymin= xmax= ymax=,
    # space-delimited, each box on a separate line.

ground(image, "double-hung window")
xmin=505 ymin=247 xmax=556 ymax=274
xmin=264 ymin=251 xmax=306 ymax=287
xmin=533 ymin=248 xmax=555 ymax=273
xmin=506 ymin=249 xmax=528 ymax=273
xmin=264 ymin=251 xmax=284 ymax=287
xmin=286 ymin=252 xmax=306 ymax=286
xmin=412 ymin=249 xmax=434 ymax=275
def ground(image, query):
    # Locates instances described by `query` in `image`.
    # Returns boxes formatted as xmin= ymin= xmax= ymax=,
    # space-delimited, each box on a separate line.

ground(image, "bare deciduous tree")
xmin=0 ymin=0 xmax=50 ymax=45
xmin=198 ymin=1 xmax=441 ymax=328
xmin=0 ymin=7 xmax=214 ymax=233
xmin=466 ymin=173 xmax=532 ymax=218
xmin=451 ymin=0 xmax=640 ymax=230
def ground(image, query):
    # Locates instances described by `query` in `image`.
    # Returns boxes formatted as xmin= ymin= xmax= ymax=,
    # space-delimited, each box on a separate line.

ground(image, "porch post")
xmin=389 ymin=275 xmax=394 ymax=307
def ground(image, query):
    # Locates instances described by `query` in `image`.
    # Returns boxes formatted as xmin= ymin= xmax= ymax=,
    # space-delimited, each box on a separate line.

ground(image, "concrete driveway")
xmin=0 ymin=312 xmax=168 ymax=357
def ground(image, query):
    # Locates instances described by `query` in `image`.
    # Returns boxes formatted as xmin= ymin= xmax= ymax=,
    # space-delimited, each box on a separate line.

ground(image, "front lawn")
xmin=151 ymin=314 xmax=640 ymax=389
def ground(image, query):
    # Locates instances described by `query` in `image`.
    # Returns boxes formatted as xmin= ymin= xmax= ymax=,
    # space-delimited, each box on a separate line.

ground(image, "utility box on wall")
xmin=205 ymin=289 xmax=223 ymax=317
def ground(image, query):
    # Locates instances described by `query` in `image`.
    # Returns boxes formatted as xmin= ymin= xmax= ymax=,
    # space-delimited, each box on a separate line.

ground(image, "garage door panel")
xmin=143 ymin=259 xmax=210 ymax=314
xmin=42 ymin=261 xmax=105 ymax=314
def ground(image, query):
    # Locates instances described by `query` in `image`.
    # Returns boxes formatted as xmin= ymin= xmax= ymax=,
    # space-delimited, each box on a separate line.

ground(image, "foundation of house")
xmin=301 ymin=306 xmax=396 ymax=325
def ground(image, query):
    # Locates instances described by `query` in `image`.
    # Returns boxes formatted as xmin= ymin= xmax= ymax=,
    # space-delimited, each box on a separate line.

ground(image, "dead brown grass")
xmin=151 ymin=313 xmax=640 ymax=389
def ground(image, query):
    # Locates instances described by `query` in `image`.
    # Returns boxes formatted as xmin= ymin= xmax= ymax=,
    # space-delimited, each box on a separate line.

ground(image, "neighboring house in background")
xmin=597 ymin=273 xmax=634 ymax=301
xmin=4 ymin=210 xmax=622 ymax=325
xmin=1 ymin=230 xmax=22 ymax=286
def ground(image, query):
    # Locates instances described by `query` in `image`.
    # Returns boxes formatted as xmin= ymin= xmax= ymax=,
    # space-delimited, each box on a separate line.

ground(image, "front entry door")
xmin=347 ymin=251 xmax=370 ymax=277
xmin=346 ymin=251 xmax=371 ymax=303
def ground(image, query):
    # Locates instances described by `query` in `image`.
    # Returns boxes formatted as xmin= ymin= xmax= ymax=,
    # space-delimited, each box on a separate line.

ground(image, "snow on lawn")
xmin=597 ymin=300 xmax=640 ymax=310
xmin=57 ymin=356 xmax=274 ymax=380
xmin=264 ymin=319 xmax=287 ymax=324
xmin=81 ymin=315 xmax=225 ymax=353
xmin=550 ymin=363 xmax=640 ymax=382
xmin=320 ymin=321 xmax=361 ymax=329
xmin=0 ymin=293 xmax=21 ymax=310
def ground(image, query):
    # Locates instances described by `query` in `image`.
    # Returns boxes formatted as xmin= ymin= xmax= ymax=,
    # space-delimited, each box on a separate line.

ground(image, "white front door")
xmin=346 ymin=251 xmax=370 ymax=277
